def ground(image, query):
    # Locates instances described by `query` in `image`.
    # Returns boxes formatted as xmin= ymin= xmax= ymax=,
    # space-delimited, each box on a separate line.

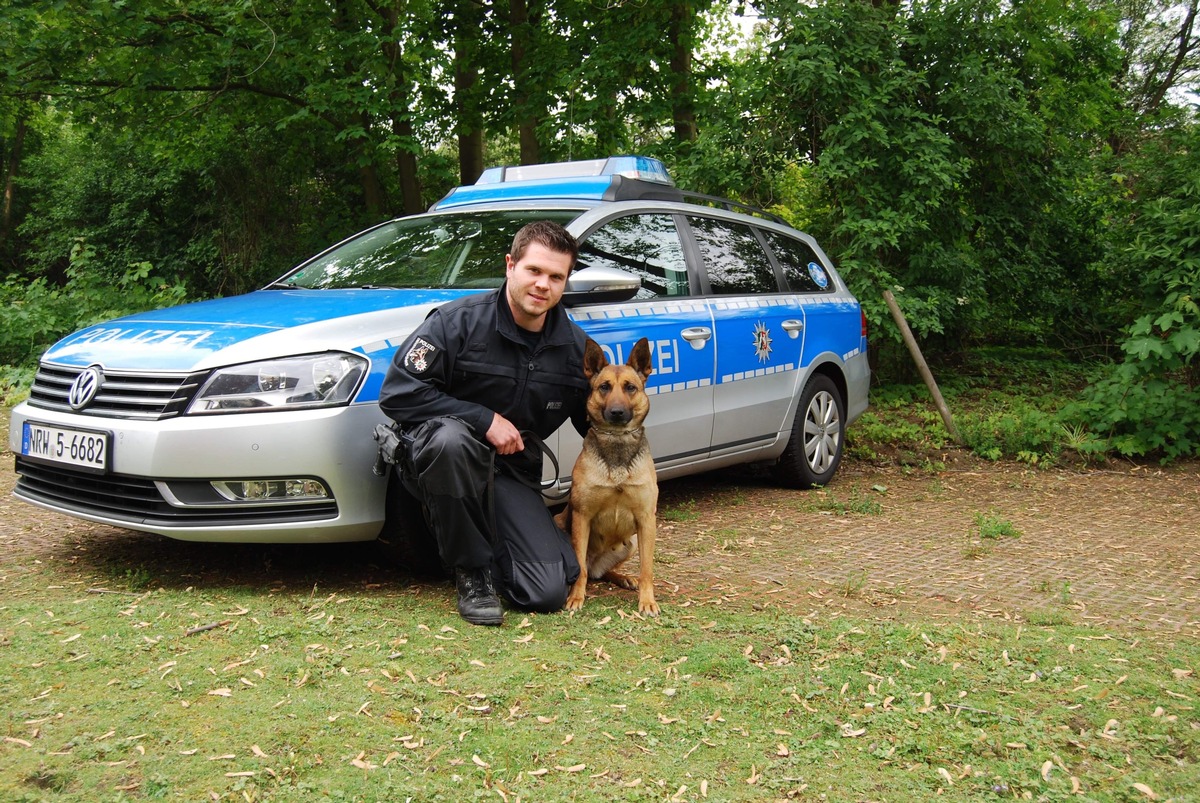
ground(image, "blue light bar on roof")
xmin=475 ymin=156 xmax=673 ymax=186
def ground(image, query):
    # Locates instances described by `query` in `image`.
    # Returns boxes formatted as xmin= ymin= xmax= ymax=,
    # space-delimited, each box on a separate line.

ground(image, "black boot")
xmin=455 ymin=567 xmax=503 ymax=626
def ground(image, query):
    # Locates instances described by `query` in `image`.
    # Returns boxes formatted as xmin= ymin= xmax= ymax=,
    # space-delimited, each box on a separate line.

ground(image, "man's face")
xmin=505 ymin=242 xmax=573 ymax=331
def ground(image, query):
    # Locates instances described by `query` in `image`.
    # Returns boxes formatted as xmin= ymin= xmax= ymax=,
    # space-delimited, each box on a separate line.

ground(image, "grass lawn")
xmin=1 ymin=560 xmax=1196 ymax=801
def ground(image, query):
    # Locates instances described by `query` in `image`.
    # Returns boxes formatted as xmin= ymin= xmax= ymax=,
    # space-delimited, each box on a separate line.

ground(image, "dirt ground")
xmin=2 ymin=411 xmax=1197 ymax=635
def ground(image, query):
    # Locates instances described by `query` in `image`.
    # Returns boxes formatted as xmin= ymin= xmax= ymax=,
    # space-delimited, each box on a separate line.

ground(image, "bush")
xmin=0 ymin=249 xmax=191 ymax=369
xmin=1070 ymin=126 xmax=1200 ymax=462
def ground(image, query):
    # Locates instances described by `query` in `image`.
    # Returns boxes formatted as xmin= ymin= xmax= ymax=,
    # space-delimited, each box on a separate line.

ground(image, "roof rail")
xmin=672 ymin=191 xmax=788 ymax=225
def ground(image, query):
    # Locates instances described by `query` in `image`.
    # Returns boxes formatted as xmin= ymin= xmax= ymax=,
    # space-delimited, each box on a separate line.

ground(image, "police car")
xmin=9 ymin=157 xmax=869 ymax=544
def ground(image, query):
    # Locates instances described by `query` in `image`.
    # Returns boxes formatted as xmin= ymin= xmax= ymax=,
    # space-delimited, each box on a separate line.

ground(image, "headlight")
xmin=188 ymin=353 xmax=368 ymax=414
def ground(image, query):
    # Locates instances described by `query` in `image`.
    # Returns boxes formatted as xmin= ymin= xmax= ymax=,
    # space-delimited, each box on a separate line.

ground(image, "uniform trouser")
xmin=399 ymin=416 xmax=580 ymax=612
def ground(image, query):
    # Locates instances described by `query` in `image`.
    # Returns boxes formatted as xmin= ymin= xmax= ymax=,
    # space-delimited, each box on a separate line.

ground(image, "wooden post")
xmin=882 ymin=289 xmax=962 ymax=444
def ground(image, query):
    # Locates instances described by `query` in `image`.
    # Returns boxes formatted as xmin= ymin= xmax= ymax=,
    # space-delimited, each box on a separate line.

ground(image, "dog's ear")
xmin=583 ymin=338 xmax=609 ymax=379
xmin=627 ymin=337 xmax=654 ymax=380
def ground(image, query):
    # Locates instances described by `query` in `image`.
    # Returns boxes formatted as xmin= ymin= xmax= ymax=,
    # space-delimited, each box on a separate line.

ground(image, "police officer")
xmin=379 ymin=220 xmax=589 ymax=626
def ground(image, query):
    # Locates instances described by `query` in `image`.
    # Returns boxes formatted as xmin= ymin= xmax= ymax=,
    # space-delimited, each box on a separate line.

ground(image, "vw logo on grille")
xmin=68 ymin=365 xmax=104 ymax=410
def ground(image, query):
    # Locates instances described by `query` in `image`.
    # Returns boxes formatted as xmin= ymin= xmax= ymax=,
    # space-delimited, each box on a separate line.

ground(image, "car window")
xmin=689 ymin=217 xmax=780 ymax=295
xmin=577 ymin=214 xmax=690 ymax=299
xmin=280 ymin=210 xmax=578 ymax=289
xmin=760 ymin=229 xmax=834 ymax=293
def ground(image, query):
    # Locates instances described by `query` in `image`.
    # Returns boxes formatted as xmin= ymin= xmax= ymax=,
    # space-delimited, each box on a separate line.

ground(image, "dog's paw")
xmin=565 ymin=592 xmax=586 ymax=612
xmin=603 ymin=571 xmax=638 ymax=591
xmin=638 ymin=595 xmax=660 ymax=617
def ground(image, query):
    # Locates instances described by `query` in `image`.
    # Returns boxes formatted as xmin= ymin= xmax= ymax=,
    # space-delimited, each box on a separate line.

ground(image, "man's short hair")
xmin=510 ymin=220 xmax=578 ymax=268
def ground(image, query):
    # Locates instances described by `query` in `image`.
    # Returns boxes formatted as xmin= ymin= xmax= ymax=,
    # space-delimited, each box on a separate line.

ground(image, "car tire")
xmin=773 ymin=373 xmax=845 ymax=489
xmin=377 ymin=472 xmax=446 ymax=579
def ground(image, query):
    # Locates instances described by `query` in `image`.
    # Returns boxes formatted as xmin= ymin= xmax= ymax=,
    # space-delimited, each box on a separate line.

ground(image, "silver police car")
xmin=9 ymin=157 xmax=869 ymax=543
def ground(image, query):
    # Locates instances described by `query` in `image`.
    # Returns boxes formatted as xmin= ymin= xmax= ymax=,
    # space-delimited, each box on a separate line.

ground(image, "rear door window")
xmin=688 ymin=217 xmax=780 ymax=295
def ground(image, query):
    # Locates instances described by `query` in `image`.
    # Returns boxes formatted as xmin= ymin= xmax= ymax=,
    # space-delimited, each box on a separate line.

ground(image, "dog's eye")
xmin=598 ymin=381 xmax=612 ymax=393
xmin=624 ymin=382 xmax=638 ymax=394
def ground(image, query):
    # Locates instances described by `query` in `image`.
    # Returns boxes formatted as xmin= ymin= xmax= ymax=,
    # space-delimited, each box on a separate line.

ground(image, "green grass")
xmin=1 ymin=564 xmax=1197 ymax=801
xmin=850 ymin=345 xmax=1109 ymax=468
xmin=973 ymin=512 xmax=1022 ymax=540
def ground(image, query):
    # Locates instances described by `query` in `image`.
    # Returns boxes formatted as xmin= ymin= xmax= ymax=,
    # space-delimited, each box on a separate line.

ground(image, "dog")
xmin=558 ymin=337 xmax=659 ymax=616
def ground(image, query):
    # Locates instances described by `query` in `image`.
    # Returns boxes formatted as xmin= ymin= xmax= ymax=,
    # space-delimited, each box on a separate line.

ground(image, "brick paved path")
xmin=4 ymin=408 xmax=1197 ymax=634
xmin=652 ymin=459 xmax=1199 ymax=635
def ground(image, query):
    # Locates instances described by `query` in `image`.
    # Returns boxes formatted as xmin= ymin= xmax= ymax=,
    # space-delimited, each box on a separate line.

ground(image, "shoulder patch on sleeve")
xmin=404 ymin=337 xmax=438 ymax=374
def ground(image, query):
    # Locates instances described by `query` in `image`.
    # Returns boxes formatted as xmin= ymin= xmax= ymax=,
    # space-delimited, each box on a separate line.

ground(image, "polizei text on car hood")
xmin=40 ymin=289 xmax=478 ymax=373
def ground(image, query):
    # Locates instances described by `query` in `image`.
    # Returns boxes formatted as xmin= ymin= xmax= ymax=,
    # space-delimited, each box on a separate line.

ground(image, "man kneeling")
xmin=378 ymin=221 xmax=589 ymax=625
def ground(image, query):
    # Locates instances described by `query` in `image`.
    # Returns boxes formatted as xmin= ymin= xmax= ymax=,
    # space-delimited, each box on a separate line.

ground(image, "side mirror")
xmin=561 ymin=266 xmax=642 ymax=306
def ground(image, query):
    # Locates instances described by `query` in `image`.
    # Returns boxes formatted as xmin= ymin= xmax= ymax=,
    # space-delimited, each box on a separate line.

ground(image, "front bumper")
xmin=9 ymin=401 xmax=390 ymax=543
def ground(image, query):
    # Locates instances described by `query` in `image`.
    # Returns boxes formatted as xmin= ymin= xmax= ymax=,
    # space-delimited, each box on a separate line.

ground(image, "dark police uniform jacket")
xmin=379 ymin=284 xmax=590 ymax=480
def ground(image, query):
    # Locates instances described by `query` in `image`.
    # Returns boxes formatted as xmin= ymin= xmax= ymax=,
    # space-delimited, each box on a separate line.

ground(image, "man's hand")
xmin=486 ymin=413 xmax=525 ymax=455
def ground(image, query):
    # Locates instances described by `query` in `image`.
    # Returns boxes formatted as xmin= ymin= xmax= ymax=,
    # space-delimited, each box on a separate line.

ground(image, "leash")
xmin=483 ymin=430 xmax=570 ymax=553
xmin=492 ymin=430 xmax=571 ymax=502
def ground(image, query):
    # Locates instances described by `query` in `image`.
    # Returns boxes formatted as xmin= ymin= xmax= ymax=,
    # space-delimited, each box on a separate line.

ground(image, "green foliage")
xmin=720 ymin=0 xmax=1125 ymax=357
xmin=0 ymin=252 xmax=191 ymax=368
xmin=958 ymin=407 xmax=1062 ymax=464
xmin=1069 ymin=126 xmax=1200 ymax=461
xmin=972 ymin=511 xmax=1021 ymax=540
xmin=853 ymin=346 xmax=1112 ymax=465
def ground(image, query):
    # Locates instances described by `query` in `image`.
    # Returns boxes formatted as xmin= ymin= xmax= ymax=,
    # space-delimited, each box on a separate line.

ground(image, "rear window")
xmin=760 ymin=229 xmax=834 ymax=293
xmin=279 ymin=210 xmax=579 ymax=290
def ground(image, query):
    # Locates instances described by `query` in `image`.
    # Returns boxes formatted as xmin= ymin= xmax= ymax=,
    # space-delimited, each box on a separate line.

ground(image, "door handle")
xmin=681 ymin=326 xmax=712 ymax=350
xmin=782 ymin=319 xmax=804 ymax=339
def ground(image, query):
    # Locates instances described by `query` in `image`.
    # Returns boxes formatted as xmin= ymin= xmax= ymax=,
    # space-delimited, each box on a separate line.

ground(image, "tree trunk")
xmin=669 ymin=3 xmax=698 ymax=143
xmin=510 ymin=0 xmax=541 ymax=164
xmin=381 ymin=0 xmax=423 ymax=215
xmin=2 ymin=113 xmax=28 ymax=245
xmin=455 ymin=0 xmax=486 ymax=184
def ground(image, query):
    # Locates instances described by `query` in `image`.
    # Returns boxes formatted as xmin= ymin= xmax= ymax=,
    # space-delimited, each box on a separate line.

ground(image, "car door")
xmin=685 ymin=215 xmax=807 ymax=457
xmin=551 ymin=212 xmax=716 ymax=483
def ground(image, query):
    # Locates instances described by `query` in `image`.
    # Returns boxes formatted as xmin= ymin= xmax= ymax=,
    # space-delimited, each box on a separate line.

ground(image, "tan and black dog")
xmin=558 ymin=337 xmax=660 ymax=616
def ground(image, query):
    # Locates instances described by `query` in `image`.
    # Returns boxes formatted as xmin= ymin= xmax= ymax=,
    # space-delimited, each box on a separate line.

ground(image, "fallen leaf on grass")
xmin=250 ymin=745 xmax=269 ymax=758
xmin=937 ymin=767 xmax=954 ymax=786
xmin=472 ymin=755 xmax=490 ymax=768
xmin=1132 ymin=782 xmax=1158 ymax=799
xmin=1041 ymin=760 xmax=1054 ymax=781
xmin=557 ymin=764 xmax=586 ymax=772
xmin=4 ymin=737 xmax=32 ymax=748
xmin=207 ymin=689 xmax=233 ymax=697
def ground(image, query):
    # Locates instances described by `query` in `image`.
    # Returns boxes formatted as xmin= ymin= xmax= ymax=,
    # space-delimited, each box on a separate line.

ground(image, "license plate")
xmin=21 ymin=421 xmax=111 ymax=473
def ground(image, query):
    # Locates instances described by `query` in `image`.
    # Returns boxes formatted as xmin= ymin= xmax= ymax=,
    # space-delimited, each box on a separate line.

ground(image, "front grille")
xmin=14 ymin=457 xmax=339 ymax=527
xmin=30 ymin=363 xmax=209 ymax=420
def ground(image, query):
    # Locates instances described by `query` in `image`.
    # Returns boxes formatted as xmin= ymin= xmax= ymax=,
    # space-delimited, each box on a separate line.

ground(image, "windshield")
xmin=276 ymin=210 xmax=581 ymax=290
